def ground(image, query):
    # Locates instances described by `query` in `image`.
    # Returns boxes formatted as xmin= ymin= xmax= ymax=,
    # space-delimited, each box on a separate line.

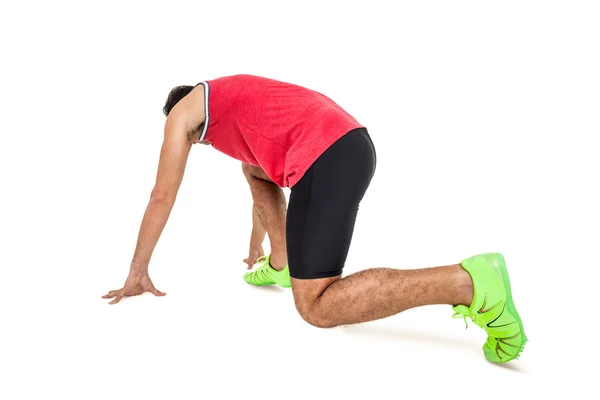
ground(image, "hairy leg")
xmin=292 ymin=264 xmax=473 ymax=328
xmin=242 ymin=164 xmax=288 ymax=270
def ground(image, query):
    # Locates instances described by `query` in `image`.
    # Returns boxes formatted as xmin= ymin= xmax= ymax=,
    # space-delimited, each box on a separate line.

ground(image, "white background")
xmin=1 ymin=1 xmax=598 ymax=398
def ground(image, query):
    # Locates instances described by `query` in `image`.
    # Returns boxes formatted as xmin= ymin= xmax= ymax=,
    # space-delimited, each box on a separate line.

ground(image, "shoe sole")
xmin=245 ymin=282 xmax=291 ymax=288
xmin=244 ymin=277 xmax=291 ymax=288
xmin=496 ymin=254 xmax=528 ymax=362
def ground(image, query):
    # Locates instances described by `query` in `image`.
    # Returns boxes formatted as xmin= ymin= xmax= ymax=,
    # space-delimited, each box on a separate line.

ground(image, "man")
xmin=102 ymin=74 xmax=526 ymax=363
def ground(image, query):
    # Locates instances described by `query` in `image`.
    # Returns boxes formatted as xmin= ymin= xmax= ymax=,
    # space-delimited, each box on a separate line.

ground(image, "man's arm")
xmin=251 ymin=203 xmax=267 ymax=247
xmin=103 ymin=85 xmax=206 ymax=304
xmin=243 ymin=204 xmax=267 ymax=268
xmin=130 ymin=116 xmax=193 ymax=273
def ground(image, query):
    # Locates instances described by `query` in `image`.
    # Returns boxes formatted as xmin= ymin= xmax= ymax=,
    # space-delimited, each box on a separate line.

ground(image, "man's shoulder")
xmin=167 ymin=85 xmax=206 ymax=135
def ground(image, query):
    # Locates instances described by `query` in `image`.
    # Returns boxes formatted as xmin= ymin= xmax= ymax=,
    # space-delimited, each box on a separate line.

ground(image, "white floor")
xmin=1 ymin=1 xmax=598 ymax=398
xmin=1 ymin=216 xmax=593 ymax=399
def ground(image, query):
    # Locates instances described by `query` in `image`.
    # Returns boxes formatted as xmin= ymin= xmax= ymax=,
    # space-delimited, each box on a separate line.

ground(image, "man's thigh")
xmin=286 ymin=178 xmax=360 ymax=280
xmin=286 ymin=128 xmax=376 ymax=302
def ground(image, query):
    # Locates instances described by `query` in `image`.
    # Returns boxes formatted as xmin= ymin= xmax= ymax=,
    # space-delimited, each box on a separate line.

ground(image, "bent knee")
xmin=292 ymin=276 xmax=340 ymax=328
xmin=295 ymin=300 xmax=338 ymax=328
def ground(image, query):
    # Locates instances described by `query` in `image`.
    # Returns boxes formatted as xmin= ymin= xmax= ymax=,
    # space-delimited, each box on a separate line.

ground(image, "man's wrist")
xmin=130 ymin=261 xmax=149 ymax=274
xmin=251 ymin=225 xmax=266 ymax=242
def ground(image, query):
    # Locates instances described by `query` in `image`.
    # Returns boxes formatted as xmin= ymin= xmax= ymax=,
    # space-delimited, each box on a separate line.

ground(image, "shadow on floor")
xmin=342 ymin=324 xmax=528 ymax=373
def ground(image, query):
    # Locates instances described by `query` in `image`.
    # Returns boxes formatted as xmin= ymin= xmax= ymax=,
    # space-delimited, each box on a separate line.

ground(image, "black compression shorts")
xmin=286 ymin=128 xmax=376 ymax=279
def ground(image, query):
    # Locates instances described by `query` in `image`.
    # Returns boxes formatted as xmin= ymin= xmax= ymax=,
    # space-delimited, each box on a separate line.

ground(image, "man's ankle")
xmin=269 ymin=253 xmax=287 ymax=271
xmin=456 ymin=264 xmax=474 ymax=307
xmin=269 ymin=262 xmax=286 ymax=272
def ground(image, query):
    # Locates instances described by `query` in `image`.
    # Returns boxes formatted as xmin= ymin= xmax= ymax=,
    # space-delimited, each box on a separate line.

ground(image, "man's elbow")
xmin=242 ymin=163 xmax=272 ymax=182
xmin=150 ymin=188 xmax=176 ymax=205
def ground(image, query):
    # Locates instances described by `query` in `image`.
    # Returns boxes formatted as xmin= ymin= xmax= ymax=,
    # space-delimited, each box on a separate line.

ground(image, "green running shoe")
xmin=244 ymin=254 xmax=292 ymax=288
xmin=453 ymin=253 xmax=527 ymax=363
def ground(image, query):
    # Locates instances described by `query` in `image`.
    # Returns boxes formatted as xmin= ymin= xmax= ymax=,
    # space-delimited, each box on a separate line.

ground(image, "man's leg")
xmin=286 ymin=151 xmax=473 ymax=326
xmin=291 ymin=253 xmax=527 ymax=363
xmin=292 ymin=265 xmax=473 ymax=328
xmin=287 ymin=128 xmax=526 ymax=362
xmin=242 ymin=163 xmax=287 ymax=270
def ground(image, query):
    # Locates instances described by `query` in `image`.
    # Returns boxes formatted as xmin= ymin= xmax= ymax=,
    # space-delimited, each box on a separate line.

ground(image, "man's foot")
xmin=244 ymin=254 xmax=292 ymax=288
xmin=452 ymin=253 xmax=527 ymax=363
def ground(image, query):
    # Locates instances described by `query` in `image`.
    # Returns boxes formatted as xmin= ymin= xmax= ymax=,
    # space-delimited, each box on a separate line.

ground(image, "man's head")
xmin=163 ymin=85 xmax=194 ymax=116
xmin=162 ymin=84 xmax=210 ymax=145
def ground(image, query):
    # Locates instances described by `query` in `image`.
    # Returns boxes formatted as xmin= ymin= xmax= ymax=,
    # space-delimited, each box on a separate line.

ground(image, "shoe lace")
xmin=254 ymin=256 xmax=272 ymax=282
xmin=256 ymin=256 xmax=268 ymax=264
xmin=452 ymin=305 xmax=482 ymax=329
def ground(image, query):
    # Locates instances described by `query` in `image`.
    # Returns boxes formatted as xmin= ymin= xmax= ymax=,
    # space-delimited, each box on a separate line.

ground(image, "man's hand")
xmin=243 ymin=243 xmax=265 ymax=270
xmin=102 ymin=270 xmax=166 ymax=305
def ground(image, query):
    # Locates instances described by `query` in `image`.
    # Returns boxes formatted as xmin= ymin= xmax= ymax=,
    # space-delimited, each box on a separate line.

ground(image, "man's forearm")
xmin=251 ymin=203 xmax=267 ymax=245
xmin=243 ymin=164 xmax=288 ymax=268
xmin=130 ymin=196 xmax=175 ymax=272
xmin=248 ymin=179 xmax=287 ymax=268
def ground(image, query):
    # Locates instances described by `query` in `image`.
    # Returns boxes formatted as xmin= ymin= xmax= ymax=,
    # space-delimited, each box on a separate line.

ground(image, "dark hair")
xmin=163 ymin=85 xmax=194 ymax=116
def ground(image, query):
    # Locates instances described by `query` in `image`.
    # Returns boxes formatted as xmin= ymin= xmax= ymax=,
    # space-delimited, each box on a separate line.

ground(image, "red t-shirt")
xmin=196 ymin=75 xmax=364 ymax=188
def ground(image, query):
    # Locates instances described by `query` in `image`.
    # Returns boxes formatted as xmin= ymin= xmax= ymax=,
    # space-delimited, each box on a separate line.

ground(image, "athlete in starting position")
xmin=102 ymin=74 xmax=526 ymax=363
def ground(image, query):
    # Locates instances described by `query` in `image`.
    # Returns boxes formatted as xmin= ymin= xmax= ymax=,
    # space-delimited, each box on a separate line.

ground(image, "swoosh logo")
xmin=494 ymin=331 xmax=522 ymax=359
xmin=495 ymin=342 xmax=511 ymax=359
xmin=486 ymin=303 xmax=517 ymax=328
xmin=478 ymin=293 xmax=502 ymax=314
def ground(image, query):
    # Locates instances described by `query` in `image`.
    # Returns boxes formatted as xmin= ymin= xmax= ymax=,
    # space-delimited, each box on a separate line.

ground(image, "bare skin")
xmin=292 ymin=266 xmax=473 ymax=327
xmin=242 ymin=205 xmax=266 ymax=269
